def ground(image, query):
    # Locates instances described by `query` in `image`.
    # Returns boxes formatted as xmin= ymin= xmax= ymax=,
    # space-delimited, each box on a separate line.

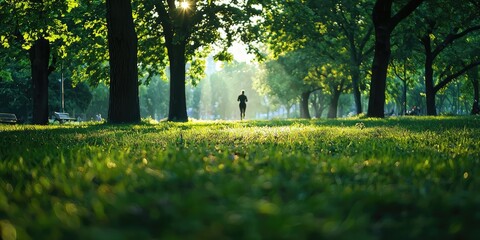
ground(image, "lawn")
xmin=0 ymin=116 xmax=479 ymax=239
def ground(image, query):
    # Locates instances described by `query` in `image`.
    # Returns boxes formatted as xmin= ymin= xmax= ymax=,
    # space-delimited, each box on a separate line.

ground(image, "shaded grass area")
xmin=0 ymin=116 xmax=479 ymax=239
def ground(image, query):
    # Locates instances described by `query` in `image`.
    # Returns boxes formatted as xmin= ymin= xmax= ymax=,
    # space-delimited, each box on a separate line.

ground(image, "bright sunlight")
xmin=180 ymin=1 xmax=189 ymax=9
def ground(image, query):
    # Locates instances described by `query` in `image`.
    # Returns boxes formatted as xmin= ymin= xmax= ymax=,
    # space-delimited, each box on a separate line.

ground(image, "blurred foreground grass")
xmin=0 ymin=116 xmax=479 ymax=239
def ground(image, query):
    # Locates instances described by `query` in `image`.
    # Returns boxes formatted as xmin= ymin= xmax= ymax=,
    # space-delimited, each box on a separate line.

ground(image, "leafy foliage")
xmin=255 ymin=57 xmax=302 ymax=114
xmin=137 ymin=0 xmax=261 ymax=83
xmin=257 ymin=0 xmax=374 ymax=116
xmin=66 ymin=0 xmax=109 ymax=86
xmin=0 ymin=57 xmax=32 ymax=121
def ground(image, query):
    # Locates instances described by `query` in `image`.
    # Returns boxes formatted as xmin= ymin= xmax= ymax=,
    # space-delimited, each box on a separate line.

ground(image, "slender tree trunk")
xmin=400 ymin=59 xmax=408 ymax=116
xmin=327 ymin=90 xmax=341 ymax=119
xmin=167 ymin=43 xmax=188 ymax=122
xmin=403 ymin=79 xmax=407 ymax=115
xmin=311 ymin=92 xmax=324 ymax=118
xmin=351 ymin=66 xmax=363 ymax=114
xmin=312 ymin=94 xmax=320 ymax=118
xmin=422 ymin=35 xmax=437 ymax=116
xmin=106 ymin=0 xmax=140 ymax=124
xmin=471 ymin=66 xmax=480 ymax=114
xmin=29 ymin=38 xmax=50 ymax=125
xmin=455 ymin=82 xmax=460 ymax=114
xmin=300 ymin=91 xmax=311 ymax=119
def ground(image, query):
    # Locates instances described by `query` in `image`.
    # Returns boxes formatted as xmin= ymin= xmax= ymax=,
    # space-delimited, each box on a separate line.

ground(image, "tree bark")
xmin=29 ymin=38 xmax=50 ymax=125
xmin=471 ymin=66 xmax=480 ymax=115
xmin=422 ymin=35 xmax=437 ymax=115
xmin=351 ymin=66 xmax=363 ymax=114
xmin=153 ymin=1 xmax=191 ymax=122
xmin=167 ymin=43 xmax=188 ymax=122
xmin=367 ymin=0 xmax=424 ymax=118
xmin=327 ymin=90 xmax=341 ymax=119
xmin=403 ymin=78 xmax=407 ymax=115
xmin=367 ymin=28 xmax=390 ymax=117
xmin=311 ymin=91 xmax=325 ymax=118
xmin=106 ymin=0 xmax=140 ymax=124
xmin=300 ymin=91 xmax=311 ymax=119
xmin=367 ymin=1 xmax=392 ymax=118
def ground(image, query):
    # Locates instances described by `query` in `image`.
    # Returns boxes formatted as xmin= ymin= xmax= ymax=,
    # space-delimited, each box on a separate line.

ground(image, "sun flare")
xmin=180 ymin=1 xmax=189 ymax=9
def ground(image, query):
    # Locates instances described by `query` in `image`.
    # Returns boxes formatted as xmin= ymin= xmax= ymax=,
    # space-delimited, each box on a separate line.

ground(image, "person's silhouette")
xmin=237 ymin=90 xmax=248 ymax=120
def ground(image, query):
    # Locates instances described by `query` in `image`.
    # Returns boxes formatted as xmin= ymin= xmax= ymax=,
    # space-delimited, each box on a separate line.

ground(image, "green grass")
xmin=1 ymin=116 xmax=479 ymax=240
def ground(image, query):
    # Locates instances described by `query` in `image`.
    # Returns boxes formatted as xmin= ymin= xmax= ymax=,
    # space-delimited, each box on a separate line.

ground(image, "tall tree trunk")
xmin=106 ymin=0 xmax=140 ymax=124
xmin=167 ymin=43 xmax=188 ymax=122
xmin=471 ymin=66 xmax=480 ymax=115
xmin=422 ymin=35 xmax=437 ymax=116
xmin=367 ymin=0 xmax=424 ymax=118
xmin=300 ymin=91 xmax=311 ymax=119
xmin=367 ymin=22 xmax=390 ymax=117
xmin=153 ymin=1 xmax=191 ymax=122
xmin=327 ymin=90 xmax=341 ymax=119
xmin=351 ymin=66 xmax=363 ymax=114
xmin=398 ymin=58 xmax=409 ymax=116
xmin=29 ymin=38 xmax=50 ymax=125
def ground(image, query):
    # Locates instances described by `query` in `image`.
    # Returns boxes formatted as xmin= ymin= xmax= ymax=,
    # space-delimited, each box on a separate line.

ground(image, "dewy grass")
xmin=0 ymin=116 xmax=479 ymax=239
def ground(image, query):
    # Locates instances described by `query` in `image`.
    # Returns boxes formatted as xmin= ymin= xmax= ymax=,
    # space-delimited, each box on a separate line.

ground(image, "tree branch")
xmin=390 ymin=59 xmax=404 ymax=82
xmin=434 ymin=60 xmax=480 ymax=92
xmin=433 ymin=25 xmax=480 ymax=57
xmin=390 ymin=0 xmax=425 ymax=30
xmin=359 ymin=25 xmax=373 ymax=55
xmin=438 ymin=66 xmax=450 ymax=82
xmin=338 ymin=5 xmax=354 ymax=42
xmin=154 ymin=1 xmax=174 ymax=47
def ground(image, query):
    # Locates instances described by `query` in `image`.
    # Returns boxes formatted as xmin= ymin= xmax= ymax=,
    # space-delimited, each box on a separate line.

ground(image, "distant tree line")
xmin=256 ymin=0 xmax=480 ymax=118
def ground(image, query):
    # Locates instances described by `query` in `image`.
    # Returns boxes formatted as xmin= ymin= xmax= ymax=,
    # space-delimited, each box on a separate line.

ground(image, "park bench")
xmin=53 ymin=112 xmax=76 ymax=123
xmin=0 ymin=113 xmax=17 ymax=124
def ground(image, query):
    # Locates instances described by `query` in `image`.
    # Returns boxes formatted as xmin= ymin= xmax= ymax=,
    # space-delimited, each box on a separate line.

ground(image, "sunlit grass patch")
xmin=0 ymin=116 xmax=479 ymax=239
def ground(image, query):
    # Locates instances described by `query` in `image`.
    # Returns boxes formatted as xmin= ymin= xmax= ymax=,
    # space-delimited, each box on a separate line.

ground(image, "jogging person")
xmin=237 ymin=90 xmax=248 ymax=120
